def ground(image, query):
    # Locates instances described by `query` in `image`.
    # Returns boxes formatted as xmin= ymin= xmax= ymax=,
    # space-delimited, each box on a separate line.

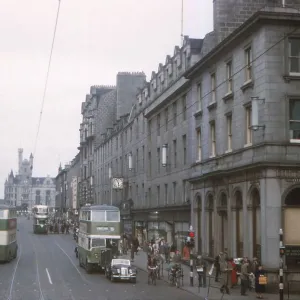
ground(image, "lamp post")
xmin=109 ymin=166 xmax=112 ymax=205
xmin=128 ymin=153 xmax=133 ymax=171
xmin=162 ymin=144 xmax=167 ymax=167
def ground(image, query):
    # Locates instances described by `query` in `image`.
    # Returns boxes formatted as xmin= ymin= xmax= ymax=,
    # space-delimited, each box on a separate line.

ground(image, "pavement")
xmin=0 ymin=216 xmax=203 ymax=300
xmin=127 ymin=249 xmax=300 ymax=300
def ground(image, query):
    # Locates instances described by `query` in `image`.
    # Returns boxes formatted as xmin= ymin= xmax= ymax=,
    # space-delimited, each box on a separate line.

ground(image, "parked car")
xmin=105 ymin=258 xmax=137 ymax=283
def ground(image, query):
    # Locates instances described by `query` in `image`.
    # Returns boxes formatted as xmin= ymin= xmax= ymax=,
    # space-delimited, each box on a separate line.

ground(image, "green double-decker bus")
xmin=32 ymin=205 xmax=49 ymax=234
xmin=78 ymin=204 xmax=121 ymax=273
xmin=0 ymin=205 xmax=18 ymax=262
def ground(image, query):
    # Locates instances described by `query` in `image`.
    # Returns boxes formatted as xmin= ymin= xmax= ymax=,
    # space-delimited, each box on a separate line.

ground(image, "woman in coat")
xmin=228 ymin=258 xmax=238 ymax=288
xmin=255 ymin=265 xmax=266 ymax=299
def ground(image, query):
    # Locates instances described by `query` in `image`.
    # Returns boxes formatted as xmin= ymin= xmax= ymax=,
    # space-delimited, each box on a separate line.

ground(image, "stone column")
xmin=247 ymin=205 xmax=253 ymax=258
xmin=231 ymin=206 xmax=237 ymax=257
xmin=261 ymin=176 xmax=281 ymax=268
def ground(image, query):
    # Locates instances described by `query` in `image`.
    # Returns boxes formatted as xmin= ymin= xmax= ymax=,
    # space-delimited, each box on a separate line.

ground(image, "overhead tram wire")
xmin=28 ymin=0 xmax=61 ymax=212
xmin=33 ymin=0 xmax=62 ymax=157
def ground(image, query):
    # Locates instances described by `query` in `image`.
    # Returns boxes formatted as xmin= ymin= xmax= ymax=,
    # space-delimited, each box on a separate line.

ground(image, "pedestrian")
xmin=130 ymin=236 xmax=139 ymax=261
xmin=255 ymin=265 xmax=266 ymax=299
xmin=240 ymin=261 xmax=249 ymax=296
xmin=214 ymin=253 xmax=221 ymax=282
xmin=228 ymin=258 xmax=238 ymax=288
xmin=196 ymin=255 xmax=208 ymax=288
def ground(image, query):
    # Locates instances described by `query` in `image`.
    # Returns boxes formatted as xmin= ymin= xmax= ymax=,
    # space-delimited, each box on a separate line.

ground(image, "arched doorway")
xmin=196 ymin=195 xmax=202 ymax=253
xmin=284 ymin=187 xmax=300 ymax=268
xmin=206 ymin=194 xmax=214 ymax=257
xmin=218 ymin=193 xmax=228 ymax=253
xmin=233 ymin=190 xmax=243 ymax=257
xmin=250 ymin=188 xmax=261 ymax=260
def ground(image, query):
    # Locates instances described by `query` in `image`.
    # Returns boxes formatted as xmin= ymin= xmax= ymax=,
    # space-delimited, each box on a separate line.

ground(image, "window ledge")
xmin=290 ymin=139 xmax=300 ymax=144
xmin=194 ymin=110 xmax=203 ymax=118
xmin=207 ymin=102 xmax=217 ymax=111
xmin=209 ymin=155 xmax=216 ymax=159
xmin=222 ymin=92 xmax=234 ymax=102
xmin=195 ymin=159 xmax=202 ymax=163
xmin=225 ymin=149 xmax=232 ymax=154
xmin=241 ymin=80 xmax=254 ymax=92
xmin=283 ymin=74 xmax=300 ymax=83
xmin=244 ymin=143 xmax=252 ymax=148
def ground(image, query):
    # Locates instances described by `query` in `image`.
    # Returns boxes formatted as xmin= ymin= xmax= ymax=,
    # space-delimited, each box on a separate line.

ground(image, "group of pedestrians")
xmin=194 ymin=253 xmax=266 ymax=298
xmin=238 ymin=257 xmax=266 ymax=298
xmin=211 ymin=254 xmax=266 ymax=298
xmin=49 ymin=218 xmax=70 ymax=234
xmin=121 ymin=233 xmax=140 ymax=261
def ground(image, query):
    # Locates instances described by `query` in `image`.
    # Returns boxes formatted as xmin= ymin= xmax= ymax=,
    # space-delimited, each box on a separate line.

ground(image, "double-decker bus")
xmin=32 ymin=205 xmax=49 ymax=234
xmin=78 ymin=204 xmax=121 ymax=273
xmin=0 ymin=205 xmax=18 ymax=262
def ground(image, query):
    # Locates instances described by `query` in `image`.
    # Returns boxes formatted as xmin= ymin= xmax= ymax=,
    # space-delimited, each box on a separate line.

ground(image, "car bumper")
xmin=112 ymin=274 xmax=136 ymax=280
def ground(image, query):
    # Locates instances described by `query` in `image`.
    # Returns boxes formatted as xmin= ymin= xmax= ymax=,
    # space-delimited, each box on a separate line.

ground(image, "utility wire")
xmin=33 ymin=0 xmax=61 ymax=157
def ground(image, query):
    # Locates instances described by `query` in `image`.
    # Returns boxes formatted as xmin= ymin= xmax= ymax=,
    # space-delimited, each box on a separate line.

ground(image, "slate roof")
xmin=6 ymin=176 xmax=55 ymax=186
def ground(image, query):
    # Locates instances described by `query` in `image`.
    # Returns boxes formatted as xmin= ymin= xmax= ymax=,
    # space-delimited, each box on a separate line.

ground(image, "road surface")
xmin=0 ymin=217 xmax=203 ymax=300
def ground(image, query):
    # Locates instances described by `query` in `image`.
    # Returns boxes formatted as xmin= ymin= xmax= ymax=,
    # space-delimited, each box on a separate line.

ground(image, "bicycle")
xmin=168 ymin=266 xmax=183 ymax=288
xmin=148 ymin=267 xmax=157 ymax=285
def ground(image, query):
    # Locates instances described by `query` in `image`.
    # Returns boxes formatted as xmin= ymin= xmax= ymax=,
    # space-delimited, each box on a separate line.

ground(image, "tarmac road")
xmin=0 ymin=217 xmax=203 ymax=300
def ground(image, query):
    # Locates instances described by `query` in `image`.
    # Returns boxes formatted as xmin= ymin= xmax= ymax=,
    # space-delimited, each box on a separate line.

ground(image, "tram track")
xmin=30 ymin=234 xmax=46 ymax=300
xmin=7 ymin=244 xmax=22 ymax=300
xmin=5 ymin=217 xmax=46 ymax=300
xmin=31 ymin=231 xmax=79 ymax=300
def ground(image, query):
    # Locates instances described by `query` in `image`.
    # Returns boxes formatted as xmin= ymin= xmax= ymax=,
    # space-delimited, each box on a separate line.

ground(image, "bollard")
xmin=279 ymin=228 xmax=285 ymax=300
xmin=190 ymin=248 xmax=194 ymax=286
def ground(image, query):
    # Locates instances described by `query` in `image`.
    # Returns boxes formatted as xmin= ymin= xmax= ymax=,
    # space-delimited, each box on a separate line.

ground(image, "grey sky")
xmin=0 ymin=0 xmax=213 ymax=196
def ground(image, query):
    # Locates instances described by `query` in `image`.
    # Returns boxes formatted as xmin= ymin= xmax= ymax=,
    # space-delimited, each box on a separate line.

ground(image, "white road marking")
xmin=46 ymin=268 xmax=53 ymax=285
xmin=8 ymin=245 xmax=22 ymax=300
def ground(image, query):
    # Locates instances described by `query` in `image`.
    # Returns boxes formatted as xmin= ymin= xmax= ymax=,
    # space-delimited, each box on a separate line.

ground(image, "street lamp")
xmin=108 ymin=166 xmax=113 ymax=205
xmin=128 ymin=153 xmax=133 ymax=171
xmin=162 ymin=144 xmax=167 ymax=167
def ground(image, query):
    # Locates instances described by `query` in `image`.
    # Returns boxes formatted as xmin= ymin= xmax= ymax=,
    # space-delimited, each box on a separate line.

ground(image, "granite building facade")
xmin=184 ymin=0 xmax=300 ymax=278
xmin=78 ymin=73 xmax=146 ymax=209
xmin=63 ymin=0 xmax=300 ymax=278
xmin=93 ymin=38 xmax=203 ymax=250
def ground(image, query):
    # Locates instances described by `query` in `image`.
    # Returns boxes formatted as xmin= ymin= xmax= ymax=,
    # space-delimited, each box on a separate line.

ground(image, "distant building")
xmin=55 ymin=153 xmax=80 ymax=216
xmin=0 ymin=199 xmax=4 ymax=205
xmin=4 ymin=148 xmax=56 ymax=210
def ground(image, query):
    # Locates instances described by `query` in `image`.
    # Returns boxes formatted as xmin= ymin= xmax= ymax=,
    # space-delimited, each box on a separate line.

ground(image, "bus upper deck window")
xmin=106 ymin=211 xmax=120 ymax=222
xmin=92 ymin=211 xmax=105 ymax=222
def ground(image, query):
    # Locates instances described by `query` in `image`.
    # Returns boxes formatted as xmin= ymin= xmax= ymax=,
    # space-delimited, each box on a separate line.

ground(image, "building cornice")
xmin=144 ymin=76 xmax=190 ymax=118
xmin=184 ymin=8 xmax=300 ymax=79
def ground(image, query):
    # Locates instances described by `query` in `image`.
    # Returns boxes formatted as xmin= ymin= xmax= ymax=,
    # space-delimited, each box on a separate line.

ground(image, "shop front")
xmin=132 ymin=205 xmax=190 ymax=254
